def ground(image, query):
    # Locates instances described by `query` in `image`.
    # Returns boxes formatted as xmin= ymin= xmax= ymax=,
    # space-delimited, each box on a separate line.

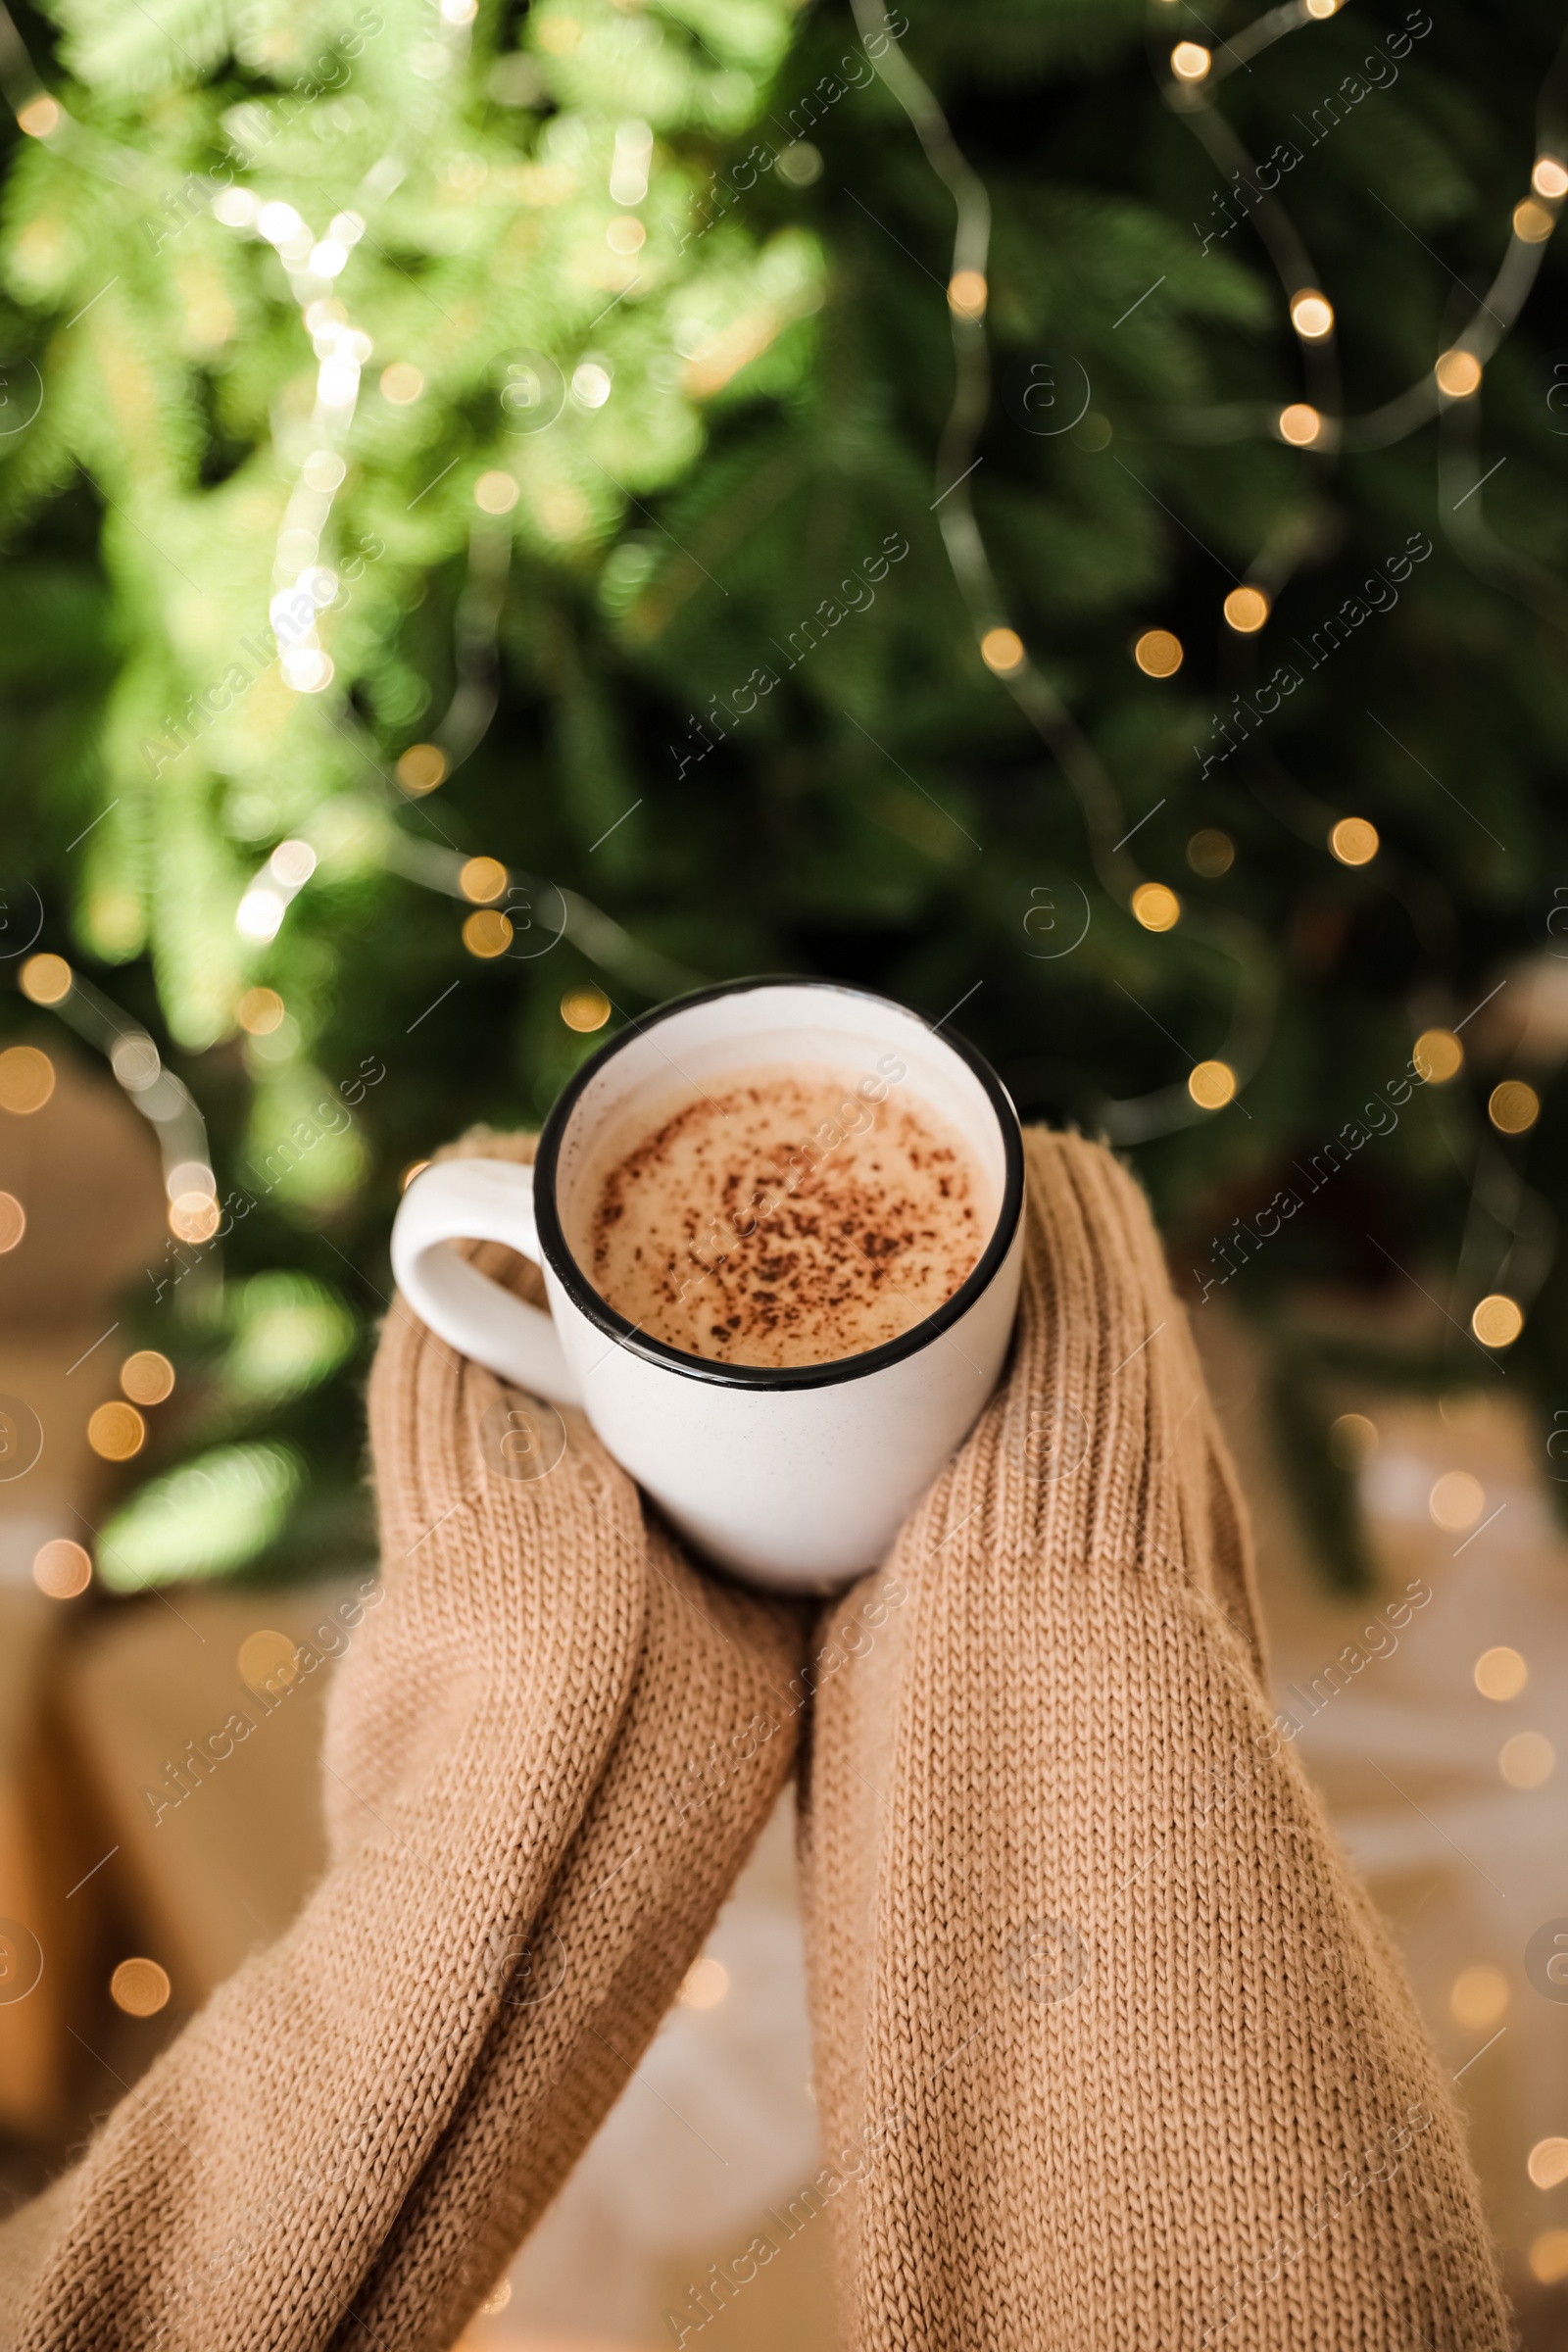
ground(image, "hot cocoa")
xmin=579 ymin=1064 xmax=991 ymax=1368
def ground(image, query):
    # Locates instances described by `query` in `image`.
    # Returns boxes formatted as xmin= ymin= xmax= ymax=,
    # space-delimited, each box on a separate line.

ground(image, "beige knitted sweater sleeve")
xmin=798 ymin=1129 xmax=1513 ymax=2349
xmin=0 ymin=1127 xmax=1511 ymax=2350
xmin=2 ymin=1133 xmax=808 ymax=2352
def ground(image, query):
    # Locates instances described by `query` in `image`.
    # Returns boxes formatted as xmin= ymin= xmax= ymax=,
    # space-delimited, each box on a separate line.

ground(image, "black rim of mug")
xmin=530 ymin=975 xmax=1026 ymax=1393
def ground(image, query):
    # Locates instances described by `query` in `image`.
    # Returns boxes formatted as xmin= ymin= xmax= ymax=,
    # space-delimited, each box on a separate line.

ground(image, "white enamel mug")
xmin=390 ymin=978 xmax=1024 ymax=1593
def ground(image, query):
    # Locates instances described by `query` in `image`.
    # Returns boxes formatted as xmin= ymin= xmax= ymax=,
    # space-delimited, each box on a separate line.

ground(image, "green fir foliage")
xmin=2 ymin=0 xmax=1565 ymax=1587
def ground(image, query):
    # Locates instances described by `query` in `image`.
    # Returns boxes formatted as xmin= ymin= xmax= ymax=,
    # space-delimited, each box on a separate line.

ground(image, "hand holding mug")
xmin=392 ymin=979 xmax=1024 ymax=1592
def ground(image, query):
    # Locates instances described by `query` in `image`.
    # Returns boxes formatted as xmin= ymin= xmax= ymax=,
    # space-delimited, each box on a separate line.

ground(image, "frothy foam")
xmin=578 ymin=1063 xmax=991 ymax=1368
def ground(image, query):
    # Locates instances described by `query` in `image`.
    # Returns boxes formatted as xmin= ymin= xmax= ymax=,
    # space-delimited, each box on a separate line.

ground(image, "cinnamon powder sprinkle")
xmin=584 ymin=1067 xmax=989 ymax=1368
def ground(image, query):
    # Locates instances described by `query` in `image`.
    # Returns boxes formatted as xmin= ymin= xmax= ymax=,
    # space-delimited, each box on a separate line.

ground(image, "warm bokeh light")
xmin=258 ymin=200 xmax=305 ymax=246
xmin=1428 ymin=1470 xmax=1484 ymax=1532
xmin=1412 ymin=1027 xmax=1462 ymax=1083
xmin=110 ymin=1034 xmax=160 ymax=1090
xmin=1327 ymin=1411 xmax=1378 ymax=1469
xmin=111 ymin=1957 xmax=171 ymax=2017
xmin=1132 ymin=882 xmax=1181 ymax=932
xmin=238 ymin=1630 xmax=302 ymax=1693
xmin=1533 ymin=155 xmax=1568 ymax=199
xmin=474 ymin=469 xmax=519 ymax=514
xmin=167 ymin=1159 xmax=216 ymax=1206
xmin=121 ymin=1350 xmax=175 ymax=1406
xmin=571 ymin=363 xmax=612 ymax=410
xmin=561 ymin=988 xmax=612 ymax=1033
xmin=1472 ymin=1293 xmax=1523 ymax=1348
xmin=301 ymin=448 xmax=346 ymax=492
xmin=18 ymin=95 xmax=62 ymax=137
xmin=1488 ymin=1079 xmax=1541 ymax=1135
xmin=380 ymin=361 xmax=424 ymax=404
xmin=20 ymin=952 xmax=71 ymax=1004
xmin=1188 ymin=1058 xmax=1236 ymax=1109
xmin=32 ymin=1539 xmax=91 ymax=1598
xmin=279 ymin=647 xmax=333 ymax=695
xmin=1222 ymin=586 xmax=1269 ymax=633
xmin=1435 ymin=349 xmax=1482 ymax=398
xmin=1531 ymin=2230 xmax=1568 ymax=2286
xmin=170 ymin=1192 xmax=221 ymax=1244
xmin=1133 ymin=627 xmax=1182 ymax=677
xmin=1290 ymin=290 xmax=1334 ymax=339
xmin=88 ymin=1400 xmax=146 ymax=1462
xmin=397 ymin=743 xmax=448 ymax=794
xmin=1449 ymin=1963 xmax=1509 ymax=2031
xmin=1170 ymin=40 xmax=1210 ymax=79
xmin=463 ymin=908 xmax=514 ymax=958
xmin=1304 ymin=0 xmax=1340 ymax=15
xmin=979 ymin=625 xmax=1025 ymax=675
xmin=1329 ymin=815 xmax=1379 ymax=865
xmin=478 ymin=2278 xmax=514 ymax=2315
xmin=679 ymin=1955 xmax=730 ymax=2009
xmin=0 ymin=1192 xmax=24 ymax=1254
xmin=775 ymin=140 xmax=822 ymax=187
xmin=1278 ymin=402 xmax=1323 ymax=446
xmin=1514 ymin=198 xmax=1554 ymax=244
xmin=459 ymin=856 xmax=509 ymax=905
xmin=1187 ymin=828 xmax=1235 ymax=876
xmin=0 ymin=1045 xmax=56 ymax=1114
xmin=236 ymin=882 xmax=287 ymax=940
xmin=1500 ymin=1732 xmax=1554 ymax=1789
xmin=947 ymin=269 xmax=987 ymax=318
xmin=237 ymin=986 xmax=285 ymax=1036
xmin=1475 ymin=1645 xmax=1527 ymax=1701
xmin=401 ymin=1159 xmax=431 ymax=1191
xmin=270 ymin=839 xmax=316 ymax=889
xmin=1529 ymin=2137 xmax=1568 ymax=2190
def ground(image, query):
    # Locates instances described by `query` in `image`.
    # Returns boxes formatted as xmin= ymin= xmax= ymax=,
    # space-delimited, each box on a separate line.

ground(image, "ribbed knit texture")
xmin=798 ymin=1130 xmax=1512 ymax=2349
xmin=5 ymin=1134 xmax=805 ymax=2352
xmin=0 ymin=1128 xmax=1510 ymax=2350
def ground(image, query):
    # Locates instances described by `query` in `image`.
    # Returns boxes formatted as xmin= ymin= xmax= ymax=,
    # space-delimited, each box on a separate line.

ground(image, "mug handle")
xmin=390 ymin=1157 xmax=583 ymax=1406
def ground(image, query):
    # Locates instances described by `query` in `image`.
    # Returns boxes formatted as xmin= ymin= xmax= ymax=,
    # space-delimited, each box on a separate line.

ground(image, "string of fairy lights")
xmin=206 ymin=1 xmax=689 ymax=1005
xmin=850 ymin=0 xmax=1281 ymax=1144
xmin=0 ymin=1 xmax=1558 ymax=1345
xmin=849 ymin=0 xmax=1559 ymax=1352
xmin=1157 ymin=0 xmax=1561 ymax=1353
xmin=0 ymin=26 xmax=239 ymax=1255
xmin=0 ymin=0 xmax=697 ymax=1247
xmin=1162 ymin=24 xmax=1568 ymax=2259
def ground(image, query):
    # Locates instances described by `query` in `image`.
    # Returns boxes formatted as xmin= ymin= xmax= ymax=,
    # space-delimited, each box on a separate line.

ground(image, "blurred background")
xmin=2 ymin=0 xmax=1568 ymax=2339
